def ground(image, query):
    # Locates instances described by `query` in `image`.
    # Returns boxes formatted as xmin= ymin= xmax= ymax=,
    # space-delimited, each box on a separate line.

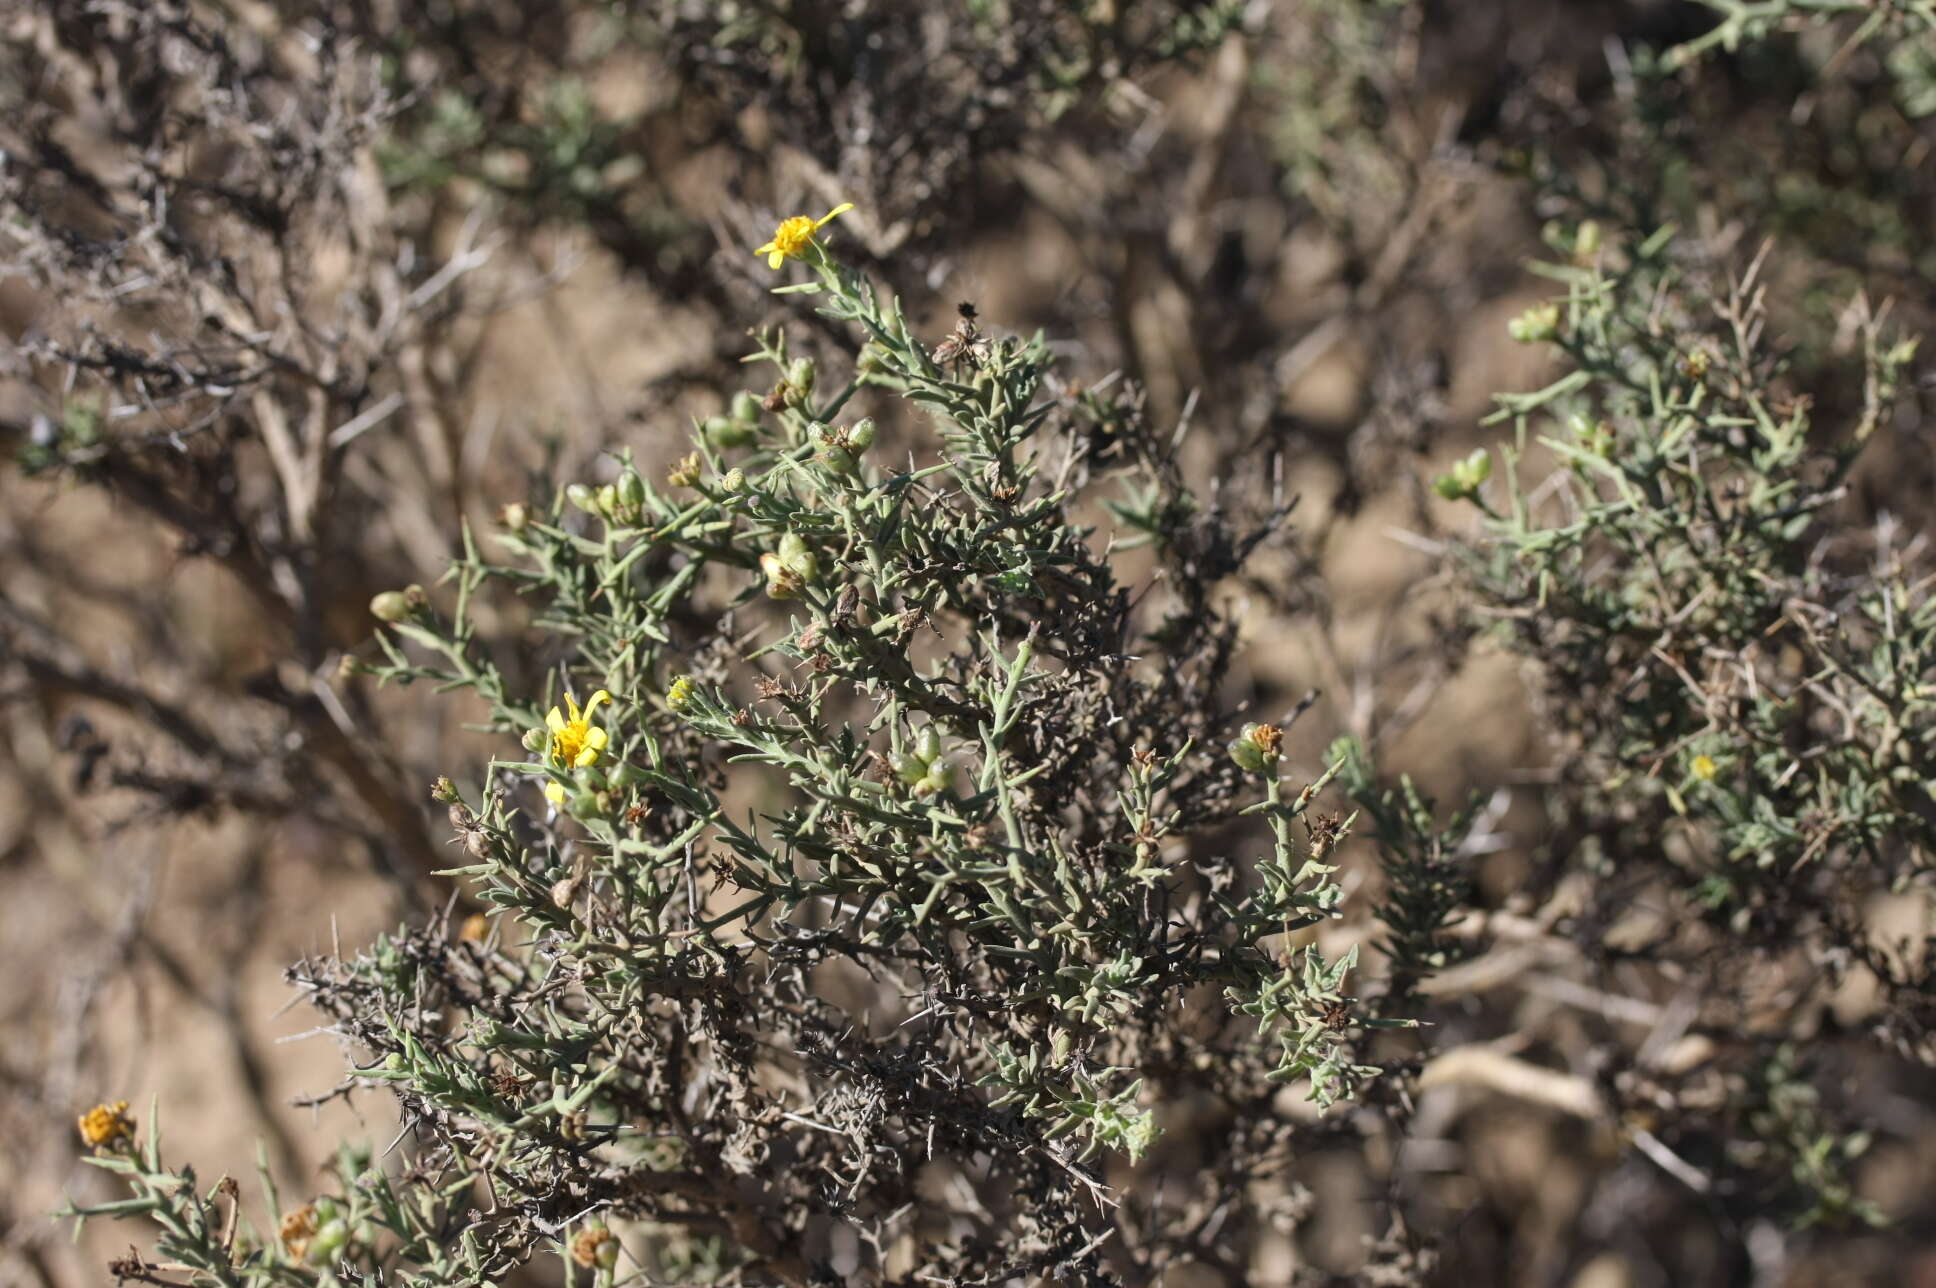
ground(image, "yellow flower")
xmin=544 ymin=690 xmax=611 ymax=804
xmin=754 ymin=202 xmax=854 ymax=270
xmin=77 ymin=1099 xmax=133 ymax=1150
xmin=1690 ymin=754 xmax=1717 ymax=781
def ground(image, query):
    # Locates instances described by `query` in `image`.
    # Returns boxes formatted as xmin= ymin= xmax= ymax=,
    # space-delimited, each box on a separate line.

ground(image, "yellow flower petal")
xmin=573 ymin=747 xmax=600 ymax=768
xmin=563 ymin=691 xmax=583 ymax=722
xmin=815 ymin=202 xmax=854 ymax=228
xmin=545 ymin=781 xmax=567 ymax=805
xmin=767 ymin=249 xmax=785 ymax=269
xmin=545 ymin=707 xmax=567 ymax=733
xmin=586 ymin=690 xmax=612 ymax=712
xmin=584 ymin=727 xmax=610 ymax=751
xmin=755 ymin=238 xmax=778 ymax=256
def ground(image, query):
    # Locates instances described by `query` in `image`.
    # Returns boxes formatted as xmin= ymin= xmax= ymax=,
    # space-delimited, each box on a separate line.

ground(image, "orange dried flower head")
xmin=77 ymin=1100 xmax=134 ymax=1149
xmin=571 ymin=1225 xmax=620 ymax=1269
xmin=280 ymin=1204 xmax=320 ymax=1257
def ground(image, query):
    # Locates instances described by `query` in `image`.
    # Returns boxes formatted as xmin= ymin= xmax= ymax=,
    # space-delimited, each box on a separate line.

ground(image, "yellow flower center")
xmin=768 ymin=215 xmax=818 ymax=260
xmin=546 ymin=690 xmax=612 ymax=771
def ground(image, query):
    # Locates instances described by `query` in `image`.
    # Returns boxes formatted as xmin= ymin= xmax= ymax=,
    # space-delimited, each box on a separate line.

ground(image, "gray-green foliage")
xmin=1471 ymin=224 xmax=1928 ymax=898
xmin=66 ymin=226 xmax=1393 ymax=1285
xmin=1449 ymin=221 xmax=1928 ymax=1227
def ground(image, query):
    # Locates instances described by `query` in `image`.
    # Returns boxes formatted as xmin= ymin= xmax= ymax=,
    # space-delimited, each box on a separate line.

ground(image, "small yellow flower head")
xmin=77 ymin=1100 xmax=134 ymax=1150
xmin=666 ymin=675 xmax=696 ymax=713
xmin=1691 ymin=754 xmax=1717 ymax=781
xmin=543 ymin=690 xmax=611 ymax=804
xmin=754 ymin=202 xmax=854 ymax=270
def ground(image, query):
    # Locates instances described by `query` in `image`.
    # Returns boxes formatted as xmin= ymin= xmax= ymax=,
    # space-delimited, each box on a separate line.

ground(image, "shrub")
xmin=65 ymin=209 xmax=1403 ymax=1286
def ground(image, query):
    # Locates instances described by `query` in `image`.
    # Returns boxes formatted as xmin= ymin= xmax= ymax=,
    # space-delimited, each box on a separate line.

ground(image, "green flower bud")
xmin=1456 ymin=448 xmax=1491 ymax=488
xmin=665 ymin=676 xmax=696 ymax=713
xmin=892 ymin=751 xmax=928 ymax=786
xmin=721 ymin=467 xmax=747 ymax=493
xmin=1507 ymin=302 xmax=1562 ymax=344
xmin=594 ymin=484 xmax=618 ymax=517
xmin=369 ymin=590 xmax=413 ymax=623
xmin=1227 ymin=722 xmax=1282 ymax=774
xmin=615 ymin=468 xmax=646 ymax=510
xmin=1226 ymin=735 xmax=1270 ymax=773
xmin=787 ymin=357 xmax=816 ymax=397
xmin=778 ymin=532 xmax=818 ymax=581
xmin=916 ymin=727 xmax=942 ymax=764
xmin=1433 ymin=448 xmax=1494 ymax=503
xmin=819 ymin=445 xmax=858 ymax=476
xmin=914 ymin=758 xmax=955 ymax=797
xmin=847 ymin=417 xmax=877 ymax=451
xmin=566 ymin=483 xmax=599 ymax=513
xmin=307 ymin=1219 xmax=349 ymax=1264
xmin=703 ymin=415 xmax=756 ymax=449
xmin=761 ymin=552 xmax=805 ymax=599
xmin=730 ymin=390 xmax=763 ymax=424
xmin=498 ymin=502 xmax=530 ymax=532
xmin=522 ymin=728 xmax=548 ymax=753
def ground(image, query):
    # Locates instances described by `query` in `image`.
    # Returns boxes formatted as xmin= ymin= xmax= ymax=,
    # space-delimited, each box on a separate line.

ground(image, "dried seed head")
xmin=666 ymin=453 xmax=703 ymax=489
xmin=1228 ymin=722 xmax=1282 ymax=774
xmin=279 ymin=1204 xmax=319 ymax=1257
xmin=571 ymin=1226 xmax=619 ymax=1269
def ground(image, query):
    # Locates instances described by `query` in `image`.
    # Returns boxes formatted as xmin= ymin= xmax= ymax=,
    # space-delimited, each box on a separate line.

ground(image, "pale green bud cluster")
xmin=760 ymin=532 xmax=819 ymax=598
xmin=1432 ymin=448 xmax=1493 ymax=503
xmin=566 ymin=464 xmax=649 ymax=525
xmin=891 ymin=725 xmax=956 ymax=797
